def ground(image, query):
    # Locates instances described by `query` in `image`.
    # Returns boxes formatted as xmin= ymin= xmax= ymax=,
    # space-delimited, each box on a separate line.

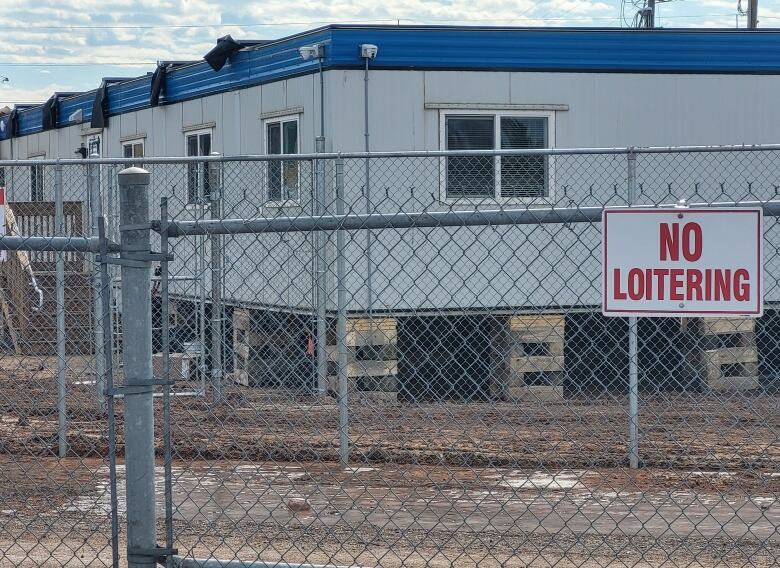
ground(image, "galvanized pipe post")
xmin=363 ymin=56 xmax=374 ymax=314
xmin=89 ymin=153 xmax=106 ymax=411
xmin=54 ymin=162 xmax=67 ymax=458
xmin=118 ymin=167 xmax=157 ymax=568
xmin=335 ymin=157 xmax=349 ymax=465
xmin=98 ymin=217 xmax=120 ymax=568
xmin=627 ymin=150 xmax=640 ymax=470
xmin=160 ymin=197 xmax=174 ymax=568
xmin=209 ymin=153 xmax=223 ymax=403
xmin=315 ymin=136 xmax=328 ymax=395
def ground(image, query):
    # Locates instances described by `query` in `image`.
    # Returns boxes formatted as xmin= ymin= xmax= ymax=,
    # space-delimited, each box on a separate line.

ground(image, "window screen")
xmin=500 ymin=117 xmax=548 ymax=198
xmin=123 ymin=142 xmax=143 ymax=159
xmin=186 ymin=133 xmax=211 ymax=203
xmin=266 ymin=119 xmax=299 ymax=202
xmin=123 ymin=142 xmax=144 ymax=168
xmin=267 ymin=123 xmax=282 ymax=201
xmin=30 ymin=165 xmax=44 ymax=201
xmin=282 ymin=121 xmax=299 ymax=201
xmin=88 ymin=136 xmax=101 ymax=157
xmin=446 ymin=116 xmax=495 ymax=198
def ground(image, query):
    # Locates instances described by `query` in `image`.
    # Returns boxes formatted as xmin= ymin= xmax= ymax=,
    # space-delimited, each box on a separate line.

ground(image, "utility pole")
xmin=748 ymin=0 xmax=758 ymax=28
xmin=646 ymin=0 xmax=655 ymax=28
xmin=637 ymin=0 xmax=655 ymax=28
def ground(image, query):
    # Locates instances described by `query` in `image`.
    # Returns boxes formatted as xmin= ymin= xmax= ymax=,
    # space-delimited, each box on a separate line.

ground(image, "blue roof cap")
xmin=4 ymin=25 xmax=780 ymax=141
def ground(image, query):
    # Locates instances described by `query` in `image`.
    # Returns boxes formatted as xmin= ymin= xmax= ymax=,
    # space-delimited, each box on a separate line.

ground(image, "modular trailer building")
xmin=2 ymin=25 xmax=780 ymax=397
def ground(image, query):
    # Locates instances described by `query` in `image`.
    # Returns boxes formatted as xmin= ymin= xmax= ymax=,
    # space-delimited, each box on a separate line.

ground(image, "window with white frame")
xmin=30 ymin=164 xmax=44 ymax=201
xmin=87 ymin=135 xmax=102 ymax=157
xmin=186 ymin=130 xmax=212 ymax=204
xmin=441 ymin=111 xmax=553 ymax=200
xmin=122 ymin=139 xmax=144 ymax=167
xmin=264 ymin=115 xmax=300 ymax=203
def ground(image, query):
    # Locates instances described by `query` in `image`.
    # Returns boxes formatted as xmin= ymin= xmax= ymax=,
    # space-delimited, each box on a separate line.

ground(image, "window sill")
xmin=264 ymin=200 xmax=302 ymax=209
xmin=184 ymin=202 xmax=212 ymax=211
xmin=442 ymin=196 xmax=555 ymax=207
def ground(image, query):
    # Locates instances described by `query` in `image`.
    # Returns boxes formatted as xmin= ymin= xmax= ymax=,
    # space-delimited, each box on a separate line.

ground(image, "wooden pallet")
xmin=498 ymin=314 xmax=565 ymax=401
xmin=1 ymin=203 xmax=92 ymax=355
xmin=698 ymin=318 xmax=759 ymax=391
xmin=326 ymin=317 xmax=398 ymax=398
xmin=232 ymin=308 xmax=312 ymax=388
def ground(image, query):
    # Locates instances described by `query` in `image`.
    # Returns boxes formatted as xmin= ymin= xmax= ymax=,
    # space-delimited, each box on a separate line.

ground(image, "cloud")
xmin=0 ymin=0 xmax=772 ymax=108
xmin=0 ymin=83 xmax=80 ymax=108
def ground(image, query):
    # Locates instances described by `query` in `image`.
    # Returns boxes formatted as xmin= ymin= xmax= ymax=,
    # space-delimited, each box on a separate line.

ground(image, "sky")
xmin=0 ymin=0 xmax=776 ymax=109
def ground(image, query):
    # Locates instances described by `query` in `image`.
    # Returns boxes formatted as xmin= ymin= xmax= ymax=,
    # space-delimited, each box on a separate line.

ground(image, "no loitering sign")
xmin=602 ymin=208 xmax=763 ymax=317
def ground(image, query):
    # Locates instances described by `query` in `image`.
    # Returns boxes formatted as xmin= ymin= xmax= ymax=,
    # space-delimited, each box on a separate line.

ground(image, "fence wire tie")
xmin=127 ymin=545 xmax=178 ymax=563
xmin=108 ymin=379 xmax=176 ymax=397
xmin=98 ymin=251 xmax=173 ymax=268
xmin=120 ymin=222 xmax=155 ymax=232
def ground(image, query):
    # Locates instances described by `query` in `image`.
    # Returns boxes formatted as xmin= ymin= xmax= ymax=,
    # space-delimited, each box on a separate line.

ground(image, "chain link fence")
xmin=0 ymin=146 xmax=778 ymax=567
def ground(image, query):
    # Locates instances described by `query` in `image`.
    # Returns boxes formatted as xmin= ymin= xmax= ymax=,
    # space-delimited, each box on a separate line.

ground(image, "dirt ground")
xmin=1 ymin=355 xmax=779 ymax=566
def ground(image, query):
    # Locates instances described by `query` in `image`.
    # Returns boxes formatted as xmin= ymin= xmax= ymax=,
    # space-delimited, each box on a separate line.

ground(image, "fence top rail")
xmin=3 ymin=143 xmax=780 ymax=167
xmin=0 ymin=235 xmax=118 ymax=253
xmin=159 ymin=199 xmax=780 ymax=237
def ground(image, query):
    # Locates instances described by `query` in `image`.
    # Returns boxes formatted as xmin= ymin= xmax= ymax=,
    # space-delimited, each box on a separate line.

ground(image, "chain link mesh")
xmin=0 ymin=149 xmax=778 ymax=567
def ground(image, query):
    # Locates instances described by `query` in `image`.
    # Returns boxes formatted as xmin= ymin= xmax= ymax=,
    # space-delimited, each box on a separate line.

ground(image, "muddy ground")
xmin=1 ymin=356 xmax=778 ymax=566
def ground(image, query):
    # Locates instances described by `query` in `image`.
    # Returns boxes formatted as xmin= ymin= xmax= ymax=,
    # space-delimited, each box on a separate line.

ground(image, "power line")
xmin=0 ymin=62 xmax=155 ymax=67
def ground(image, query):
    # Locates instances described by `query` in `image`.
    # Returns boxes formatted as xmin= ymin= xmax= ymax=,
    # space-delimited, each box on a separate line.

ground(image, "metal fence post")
xmin=54 ymin=162 xmax=67 ymax=458
xmin=98 ymin=217 xmax=120 ymax=568
xmin=118 ymin=166 xmax=157 ymax=568
xmin=160 ymin=197 xmax=174 ymax=568
xmin=315 ymin=136 xmax=328 ymax=395
xmin=209 ymin=153 xmax=223 ymax=403
xmin=89 ymin=153 xmax=106 ymax=411
xmin=627 ymin=149 xmax=640 ymax=470
xmin=335 ymin=157 xmax=348 ymax=465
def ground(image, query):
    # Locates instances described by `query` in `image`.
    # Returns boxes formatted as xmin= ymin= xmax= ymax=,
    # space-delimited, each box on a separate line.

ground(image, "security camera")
xmin=299 ymin=44 xmax=323 ymax=60
xmin=360 ymin=44 xmax=378 ymax=59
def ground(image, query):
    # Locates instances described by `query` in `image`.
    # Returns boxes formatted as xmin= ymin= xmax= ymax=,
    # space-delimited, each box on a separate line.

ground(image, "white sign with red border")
xmin=602 ymin=207 xmax=763 ymax=317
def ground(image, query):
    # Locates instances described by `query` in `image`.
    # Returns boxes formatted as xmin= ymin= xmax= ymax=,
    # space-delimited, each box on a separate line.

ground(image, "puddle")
xmin=502 ymin=470 xmax=585 ymax=490
xmin=752 ymin=496 xmax=777 ymax=506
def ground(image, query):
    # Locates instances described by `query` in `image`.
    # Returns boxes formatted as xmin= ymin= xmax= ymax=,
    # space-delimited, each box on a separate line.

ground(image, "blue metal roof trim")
xmin=329 ymin=27 xmax=780 ymax=73
xmin=17 ymin=107 xmax=44 ymax=136
xmin=58 ymin=92 xmax=95 ymax=126
xmin=164 ymin=29 xmax=333 ymax=103
xmin=107 ymin=75 xmax=153 ymax=115
xmin=8 ymin=26 xmax=780 ymax=142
